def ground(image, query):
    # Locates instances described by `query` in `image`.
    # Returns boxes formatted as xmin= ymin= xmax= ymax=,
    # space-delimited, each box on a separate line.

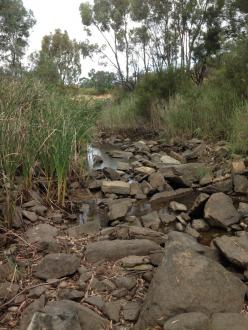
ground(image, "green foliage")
xmin=0 ymin=0 xmax=35 ymax=74
xmin=218 ymin=40 xmax=248 ymax=98
xmin=80 ymin=69 xmax=116 ymax=93
xmin=98 ymin=95 xmax=142 ymax=131
xmin=163 ymin=82 xmax=238 ymax=140
xmin=32 ymin=29 xmax=82 ymax=85
xmin=134 ymin=68 xmax=190 ymax=118
xmin=0 ymin=77 xmax=98 ymax=210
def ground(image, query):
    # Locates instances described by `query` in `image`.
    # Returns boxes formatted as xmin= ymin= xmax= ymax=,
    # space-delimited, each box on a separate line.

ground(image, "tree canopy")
xmin=32 ymin=29 xmax=82 ymax=85
xmin=0 ymin=0 xmax=35 ymax=74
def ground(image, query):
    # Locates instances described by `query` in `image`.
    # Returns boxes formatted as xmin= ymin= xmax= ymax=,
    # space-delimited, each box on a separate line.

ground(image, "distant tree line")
xmin=0 ymin=0 xmax=247 ymax=89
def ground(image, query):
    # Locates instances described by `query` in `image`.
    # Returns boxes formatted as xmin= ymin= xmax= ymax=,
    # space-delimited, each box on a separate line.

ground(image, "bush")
xmin=163 ymin=81 xmax=239 ymax=140
xmin=134 ymin=68 xmax=191 ymax=119
xmin=0 ymin=76 xmax=97 ymax=215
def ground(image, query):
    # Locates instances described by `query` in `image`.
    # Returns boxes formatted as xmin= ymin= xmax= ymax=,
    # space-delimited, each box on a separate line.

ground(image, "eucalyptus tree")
xmin=80 ymin=0 xmax=135 ymax=87
xmin=35 ymin=29 xmax=82 ymax=85
xmin=0 ymin=0 xmax=35 ymax=74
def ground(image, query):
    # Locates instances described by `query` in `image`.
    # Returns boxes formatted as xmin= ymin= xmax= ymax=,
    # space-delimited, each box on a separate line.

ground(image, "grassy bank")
xmin=99 ymin=42 xmax=248 ymax=152
xmin=0 ymin=77 xmax=98 ymax=225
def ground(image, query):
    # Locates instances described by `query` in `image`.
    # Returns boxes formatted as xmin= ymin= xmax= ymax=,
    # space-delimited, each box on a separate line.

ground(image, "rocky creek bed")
xmin=1 ymin=136 xmax=248 ymax=329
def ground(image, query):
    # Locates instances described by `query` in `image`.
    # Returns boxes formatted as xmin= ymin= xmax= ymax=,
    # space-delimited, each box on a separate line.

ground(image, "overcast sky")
xmin=23 ymin=0 xmax=101 ymax=76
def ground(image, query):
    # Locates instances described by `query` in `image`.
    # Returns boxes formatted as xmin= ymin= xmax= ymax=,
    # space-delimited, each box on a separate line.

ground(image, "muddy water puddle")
xmin=87 ymin=143 xmax=131 ymax=170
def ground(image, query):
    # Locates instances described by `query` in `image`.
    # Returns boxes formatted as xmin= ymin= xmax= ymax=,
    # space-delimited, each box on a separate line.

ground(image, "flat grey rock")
xmin=34 ymin=253 xmax=80 ymax=280
xmin=85 ymin=239 xmax=161 ymax=263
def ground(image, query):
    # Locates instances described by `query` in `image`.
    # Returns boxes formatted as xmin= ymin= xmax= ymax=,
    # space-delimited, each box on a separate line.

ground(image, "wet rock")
xmin=163 ymin=312 xmax=210 ymax=330
xmin=233 ymin=175 xmax=248 ymax=194
xmin=150 ymin=188 xmax=193 ymax=207
xmin=108 ymin=198 xmax=133 ymax=220
xmin=135 ymin=166 xmax=156 ymax=176
xmin=169 ymin=201 xmax=187 ymax=212
xmin=204 ymin=193 xmax=240 ymax=228
xmin=34 ymin=253 xmax=80 ymax=280
xmin=93 ymin=155 xmax=103 ymax=166
xmin=141 ymin=211 xmax=161 ymax=230
xmin=192 ymin=219 xmax=209 ymax=232
xmin=25 ymin=224 xmax=58 ymax=252
xmin=213 ymin=232 xmax=248 ymax=269
xmin=123 ymin=302 xmax=141 ymax=322
xmin=44 ymin=300 xmax=109 ymax=330
xmin=102 ymin=181 xmax=130 ymax=195
xmin=27 ymin=311 xmax=81 ymax=330
xmin=135 ymin=235 xmax=246 ymax=329
xmin=103 ymin=301 xmax=121 ymax=322
xmin=211 ymin=313 xmax=248 ymax=330
xmin=160 ymin=155 xmax=181 ymax=165
xmin=68 ymin=221 xmax=101 ymax=237
xmin=85 ymin=239 xmax=161 ymax=263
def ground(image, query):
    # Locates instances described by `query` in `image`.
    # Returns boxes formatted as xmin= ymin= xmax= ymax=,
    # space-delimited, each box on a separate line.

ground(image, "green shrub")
xmin=134 ymin=68 xmax=191 ymax=119
xmin=163 ymin=81 xmax=239 ymax=140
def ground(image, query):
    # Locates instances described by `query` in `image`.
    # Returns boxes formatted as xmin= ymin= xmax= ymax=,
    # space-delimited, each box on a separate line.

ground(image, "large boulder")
xmin=34 ymin=254 xmax=80 ymax=280
xmin=44 ymin=300 xmax=109 ymax=330
xmin=204 ymin=192 xmax=240 ymax=228
xmin=211 ymin=313 xmax=248 ymax=330
xmin=213 ymin=232 xmax=248 ymax=269
xmin=163 ymin=312 xmax=210 ymax=330
xmin=135 ymin=233 xmax=246 ymax=329
xmin=85 ymin=239 xmax=161 ymax=263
